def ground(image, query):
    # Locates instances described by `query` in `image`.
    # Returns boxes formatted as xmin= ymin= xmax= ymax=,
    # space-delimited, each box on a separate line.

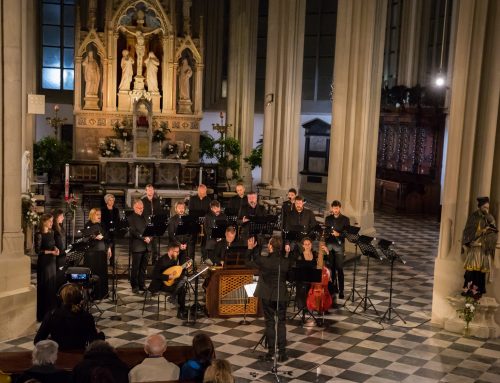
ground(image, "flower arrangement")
xmin=457 ymin=282 xmax=481 ymax=333
xmin=113 ymin=119 xmax=133 ymax=141
xmin=152 ymin=121 xmax=171 ymax=143
xmin=22 ymin=193 xmax=39 ymax=228
xmin=162 ymin=142 xmax=178 ymax=158
xmin=180 ymin=143 xmax=192 ymax=159
xmin=99 ymin=138 xmax=121 ymax=157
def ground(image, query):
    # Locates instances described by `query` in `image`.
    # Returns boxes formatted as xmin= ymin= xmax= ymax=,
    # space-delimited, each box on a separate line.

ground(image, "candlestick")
xmin=199 ymin=166 xmax=203 ymax=185
xmin=135 ymin=165 xmax=139 ymax=189
xmin=64 ymin=163 xmax=69 ymax=201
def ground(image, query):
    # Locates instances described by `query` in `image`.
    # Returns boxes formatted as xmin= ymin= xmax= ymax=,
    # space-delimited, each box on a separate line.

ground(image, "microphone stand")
xmin=271 ymin=255 xmax=282 ymax=382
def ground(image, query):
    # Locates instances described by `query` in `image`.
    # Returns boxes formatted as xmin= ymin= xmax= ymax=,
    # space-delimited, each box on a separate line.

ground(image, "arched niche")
xmin=132 ymin=97 xmax=153 ymax=157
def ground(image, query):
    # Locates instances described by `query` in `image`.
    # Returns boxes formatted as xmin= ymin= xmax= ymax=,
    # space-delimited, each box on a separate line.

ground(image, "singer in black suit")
xmin=281 ymin=188 xmax=297 ymax=227
xmin=324 ymin=200 xmax=350 ymax=299
xmin=141 ymin=184 xmax=163 ymax=263
xmin=167 ymin=201 xmax=191 ymax=258
xmin=246 ymin=235 xmax=292 ymax=363
xmin=127 ymin=199 xmax=152 ymax=294
xmin=82 ymin=208 xmax=111 ymax=300
xmin=203 ymin=200 xmax=227 ymax=260
xmin=188 ymin=184 xmax=212 ymax=260
xmin=239 ymin=192 xmax=266 ymax=240
xmin=101 ymin=194 xmax=121 ymax=267
xmin=226 ymin=182 xmax=249 ymax=216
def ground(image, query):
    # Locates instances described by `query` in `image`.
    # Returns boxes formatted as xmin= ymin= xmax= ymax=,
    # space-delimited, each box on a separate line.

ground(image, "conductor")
xmin=246 ymin=235 xmax=291 ymax=363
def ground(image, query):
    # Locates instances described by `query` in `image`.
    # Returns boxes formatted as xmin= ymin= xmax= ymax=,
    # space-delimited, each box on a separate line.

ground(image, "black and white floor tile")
xmin=4 ymin=192 xmax=500 ymax=382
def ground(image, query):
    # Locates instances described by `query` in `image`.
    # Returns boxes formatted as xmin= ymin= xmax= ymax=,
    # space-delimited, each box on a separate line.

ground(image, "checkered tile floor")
xmin=5 ymin=193 xmax=500 ymax=382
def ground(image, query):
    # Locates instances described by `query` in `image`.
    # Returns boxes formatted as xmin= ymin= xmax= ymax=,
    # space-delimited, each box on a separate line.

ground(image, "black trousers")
xmin=262 ymin=298 xmax=287 ymax=353
xmin=155 ymin=277 xmax=187 ymax=311
xmin=131 ymin=251 xmax=149 ymax=289
xmin=328 ymin=242 xmax=345 ymax=294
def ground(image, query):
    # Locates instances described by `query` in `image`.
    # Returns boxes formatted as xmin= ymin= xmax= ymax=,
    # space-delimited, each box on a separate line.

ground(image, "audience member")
xmin=128 ymin=334 xmax=180 ymax=382
xmin=72 ymin=340 xmax=129 ymax=383
xmin=34 ymin=283 xmax=104 ymax=350
xmin=203 ymin=359 xmax=234 ymax=383
xmin=180 ymin=333 xmax=215 ymax=382
xmin=16 ymin=340 xmax=70 ymax=383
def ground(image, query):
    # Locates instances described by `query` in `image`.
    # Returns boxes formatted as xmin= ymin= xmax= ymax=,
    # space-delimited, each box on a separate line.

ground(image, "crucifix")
xmin=118 ymin=10 xmax=162 ymax=90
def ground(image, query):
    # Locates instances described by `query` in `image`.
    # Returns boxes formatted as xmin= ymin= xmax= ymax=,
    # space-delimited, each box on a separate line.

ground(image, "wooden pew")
xmin=0 ymin=345 xmax=193 ymax=374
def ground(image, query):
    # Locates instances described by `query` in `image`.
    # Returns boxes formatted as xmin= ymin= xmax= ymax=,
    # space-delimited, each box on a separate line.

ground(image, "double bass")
xmin=306 ymin=234 xmax=333 ymax=313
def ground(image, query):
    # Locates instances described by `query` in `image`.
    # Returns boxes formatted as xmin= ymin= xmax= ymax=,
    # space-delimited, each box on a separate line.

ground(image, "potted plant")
xmin=33 ymin=136 xmax=72 ymax=197
xmin=199 ymin=132 xmax=241 ymax=179
xmin=244 ymin=136 xmax=263 ymax=170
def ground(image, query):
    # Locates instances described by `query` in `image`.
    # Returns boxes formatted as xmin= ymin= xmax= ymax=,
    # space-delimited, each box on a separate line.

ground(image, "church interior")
xmin=0 ymin=0 xmax=499 ymax=382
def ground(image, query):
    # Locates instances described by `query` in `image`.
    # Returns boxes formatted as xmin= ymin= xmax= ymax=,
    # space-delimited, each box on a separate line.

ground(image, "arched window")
xmin=41 ymin=0 xmax=75 ymax=91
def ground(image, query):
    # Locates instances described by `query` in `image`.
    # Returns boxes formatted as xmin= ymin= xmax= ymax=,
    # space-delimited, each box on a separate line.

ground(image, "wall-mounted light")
xmin=221 ymin=79 xmax=227 ymax=98
xmin=265 ymin=93 xmax=274 ymax=107
xmin=434 ymin=0 xmax=449 ymax=88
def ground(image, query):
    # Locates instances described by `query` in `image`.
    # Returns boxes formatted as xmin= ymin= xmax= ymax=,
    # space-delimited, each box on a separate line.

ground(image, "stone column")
xmin=261 ymin=0 xmax=306 ymax=193
xmin=326 ymin=0 xmax=387 ymax=234
xmin=162 ymin=35 xmax=174 ymax=114
xmin=74 ymin=57 xmax=82 ymax=111
xmin=432 ymin=0 xmax=500 ymax=337
xmin=226 ymin=0 xmax=259 ymax=187
xmin=0 ymin=0 xmax=36 ymax=341
xmin=397 ymin=0 xmax=423 ymax=87
xmin=193 ymin=63 xmax=204 ymax=115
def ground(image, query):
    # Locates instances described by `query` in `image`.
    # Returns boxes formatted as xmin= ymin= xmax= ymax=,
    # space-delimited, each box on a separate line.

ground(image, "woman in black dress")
xmin=101 ymin=193 xmax=121 ymax=267
xmin=35 ymin=213 xmax=59 ymax=322
xmin=52 ymin=208 xmax=66 ymax=289
xmin=294 ymin=237 xmax=317 ymax=311
xmin=82 ymin=208 xmax=110 ymax=300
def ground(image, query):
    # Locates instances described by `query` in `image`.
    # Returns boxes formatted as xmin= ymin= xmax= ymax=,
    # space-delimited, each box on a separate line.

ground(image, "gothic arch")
xmin=111 ymin=0 xmax=173 ymax=34
xmin=77 ymin=29 xmax=106 ymax=58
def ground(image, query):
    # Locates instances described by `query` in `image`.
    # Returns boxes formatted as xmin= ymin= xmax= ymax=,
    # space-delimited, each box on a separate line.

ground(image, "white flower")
xmin=465 ymin=303 xmax=472 ymax=309
xmin=470 ymin=306 xmax=475 ymax=312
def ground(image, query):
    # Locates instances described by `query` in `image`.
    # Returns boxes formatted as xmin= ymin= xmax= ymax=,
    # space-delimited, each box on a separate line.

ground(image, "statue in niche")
xmin=178 ymin=58 xmax=193 ymax=100
xmin=144 ymin=51 xmax=160 ymax=92
xmin=118 ymin=25 xmax=162 ymax=78
xmin=462 ymin=196 xmax=498 ymax=295
xmin=82 ymin=51 xmax=100 ymax=96
xmin=118 ymin=49 xmax=134 ymax=91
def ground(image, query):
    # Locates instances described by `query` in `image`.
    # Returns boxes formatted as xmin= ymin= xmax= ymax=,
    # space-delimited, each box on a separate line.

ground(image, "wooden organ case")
xmin=204 ymin=247 xmax=260 ymax=318
xmin=376 ymin=108 xmax=445 ymax=215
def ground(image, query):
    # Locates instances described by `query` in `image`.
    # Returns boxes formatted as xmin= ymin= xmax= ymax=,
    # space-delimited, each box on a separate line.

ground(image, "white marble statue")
xmin=144 ymin=51 xmax=160 ymax=92
xmin=119 ymin=26 xmax=162 ymax=77
xmin=178 ymin=58 xmax=193 ymax=100
xmin=82 ymin=51 xmax=100 ymax=96
xmin=22 ymin=150 xmax=32 ymax=193
xmin=118 ymin=49 xmax=134 ymax=91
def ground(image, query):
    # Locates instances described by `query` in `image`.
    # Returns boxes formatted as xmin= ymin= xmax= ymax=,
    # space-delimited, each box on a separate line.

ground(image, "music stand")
xmin=240 ymin=282 xmax=257 ymax=325
xmin=342 ymin=225 xmax=363 ymax=306
xmin=151 ymin=214 xmax=168 ymax=259
xmin=247 ymin=215 xmax=278 ymax=238
xmin=224 ymin=208 xmax=239 ymax=226
xmin=174 ymin=216 xmax=198 ymax=264
xmin=377 ymin=239 xmax=407 ymax=324
xmin=183 ymin=265 xmax=209 ymax=326
xmin=288 ymin=267 xmax=322 ymax=326
xmin=351 ymin=235 xmax=382 ymax=318
xmin=210 ymin=221 xmax=229 ymax=240
xmin=223 ymin=244 xmax=248 ymax=268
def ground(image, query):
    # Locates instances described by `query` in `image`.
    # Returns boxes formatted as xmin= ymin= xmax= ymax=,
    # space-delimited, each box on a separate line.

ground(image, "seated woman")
xmin=16 ymin=340 xmax=71 ymax=383
xmin=34 ymin=283 xmax=104 ymax=350
xmin=294 ymin=237 xmax=318 ymax=311
xmin=180 ymin=333 xmax=215 ymax=382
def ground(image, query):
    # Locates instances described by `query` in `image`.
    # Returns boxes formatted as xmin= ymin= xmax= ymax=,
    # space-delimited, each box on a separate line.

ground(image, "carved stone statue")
xmin=144 ymin=51 xmax=160 ymax=92
xmin=82 ymin=51 xmax=100 ymax=96
xmin=178 ymin=58 xmax=193 ymax=101
xmin=119 ymin=25 xmax=162 ymax=78
xmin=22 ymin=150 xmax=32 ymax=193
xmin=118 ymin=49 xmax=134 ymax=91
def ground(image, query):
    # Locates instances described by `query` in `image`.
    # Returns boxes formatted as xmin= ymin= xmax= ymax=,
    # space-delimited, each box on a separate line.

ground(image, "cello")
xmin=306 ymin=233 xmax=333 ymax=313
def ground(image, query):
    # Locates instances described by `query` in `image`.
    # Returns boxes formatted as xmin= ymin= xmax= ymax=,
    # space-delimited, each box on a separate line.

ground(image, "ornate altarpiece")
xmin=73 ymin=0 xmax=203 ymax=180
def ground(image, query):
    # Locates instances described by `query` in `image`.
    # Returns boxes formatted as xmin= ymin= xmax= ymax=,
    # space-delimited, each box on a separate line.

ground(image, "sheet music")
xmin=244 ymin=282 xmax=257 ymax=298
